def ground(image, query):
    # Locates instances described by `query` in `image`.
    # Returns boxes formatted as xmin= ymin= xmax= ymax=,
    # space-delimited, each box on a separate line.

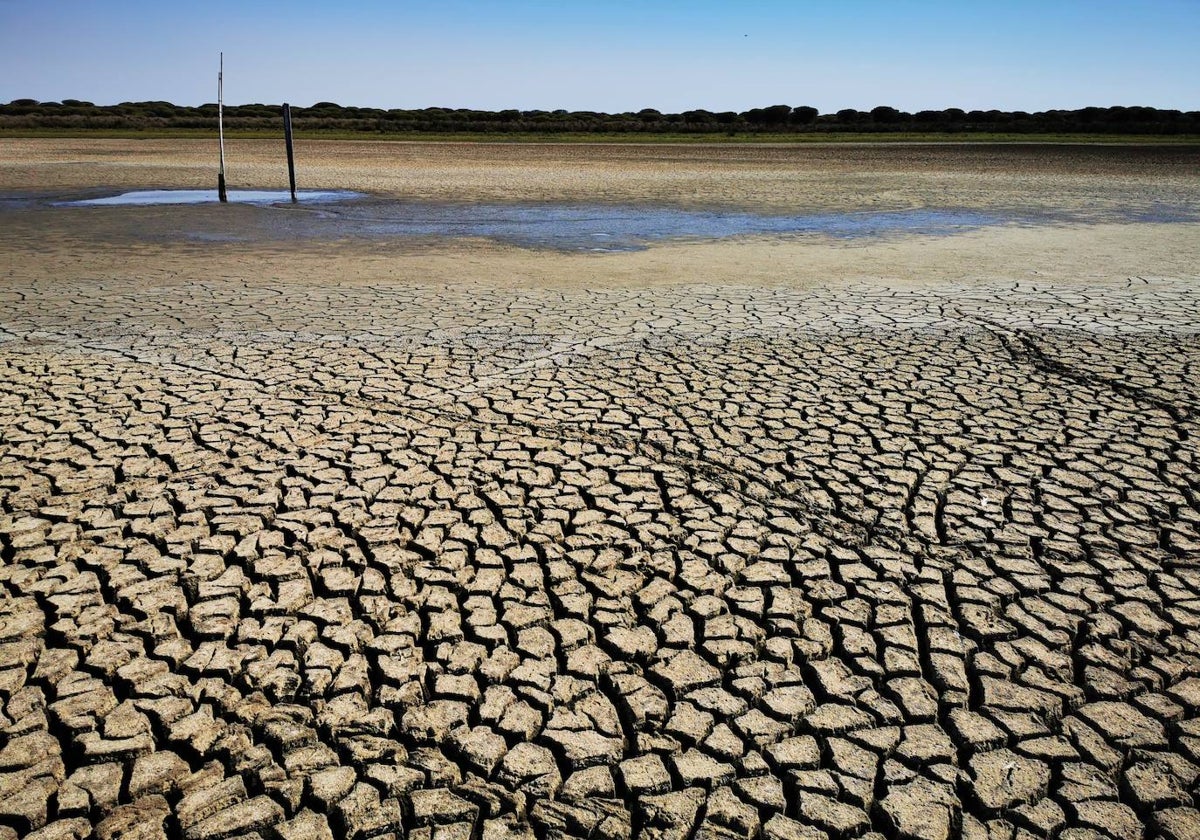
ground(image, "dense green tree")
xmin=790 ymin=106 xmax=819 ymax=125
xmin=869 ymin=105 xmax=903 ymax=124
xmin=761 ymin=104 xmax=792 ymax=126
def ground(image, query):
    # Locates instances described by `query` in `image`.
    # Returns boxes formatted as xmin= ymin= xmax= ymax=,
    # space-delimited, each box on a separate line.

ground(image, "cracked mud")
xmin=2 ymin=141 xmax=1200 ymax=840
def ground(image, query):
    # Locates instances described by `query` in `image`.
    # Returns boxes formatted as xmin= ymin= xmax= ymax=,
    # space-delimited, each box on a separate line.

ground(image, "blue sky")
xmin=2 ymin=1 xmax=1197 ymax=113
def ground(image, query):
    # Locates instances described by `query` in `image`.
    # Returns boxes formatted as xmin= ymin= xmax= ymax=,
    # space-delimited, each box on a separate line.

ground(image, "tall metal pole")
xmin=217 ymin=52 xmax=228 ymax=203
xmin=282 ymin=103 xmax=297 ymax=203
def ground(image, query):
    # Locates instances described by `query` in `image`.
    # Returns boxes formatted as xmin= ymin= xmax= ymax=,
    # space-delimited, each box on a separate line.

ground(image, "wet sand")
xmin=2 ymin=139 xmax=1200 ymax=839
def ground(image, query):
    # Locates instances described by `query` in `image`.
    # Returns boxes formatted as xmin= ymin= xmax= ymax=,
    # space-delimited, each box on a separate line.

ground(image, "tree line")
xmin=3 ymin=99 xmax=1198 ymax=135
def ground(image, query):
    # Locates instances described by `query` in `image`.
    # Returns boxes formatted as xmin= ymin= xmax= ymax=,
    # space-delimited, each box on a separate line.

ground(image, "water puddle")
xmin=33 ymin=190 xmax=1200 ymax=251
xmin=313 ymin=203 xmax=1007 ymax=251
xmin=65 ymin=189 xmax=362 ymax=206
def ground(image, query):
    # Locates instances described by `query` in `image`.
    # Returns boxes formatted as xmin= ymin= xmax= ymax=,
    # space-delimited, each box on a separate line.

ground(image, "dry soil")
xmin=1 ymin=140 xmax=1200 ymax=840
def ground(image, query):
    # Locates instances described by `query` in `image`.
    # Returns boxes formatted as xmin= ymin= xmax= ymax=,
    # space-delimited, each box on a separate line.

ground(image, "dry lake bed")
xmin=1 ymin=140 xmax=1200 ymax=840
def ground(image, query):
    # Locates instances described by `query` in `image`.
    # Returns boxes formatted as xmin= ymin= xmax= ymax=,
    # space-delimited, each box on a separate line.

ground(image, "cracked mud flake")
xmin=2 ymin=250 xmax=1200 ymax=837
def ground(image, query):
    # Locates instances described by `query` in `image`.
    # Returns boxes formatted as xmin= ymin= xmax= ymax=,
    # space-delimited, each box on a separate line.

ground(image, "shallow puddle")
xmin=65 ymin=189 xmax=362 ymax=206
xmin=314 ymin=202 xmax=1009 ymax=251
xmin=36 ymin=189 xmax=1200 ymax=251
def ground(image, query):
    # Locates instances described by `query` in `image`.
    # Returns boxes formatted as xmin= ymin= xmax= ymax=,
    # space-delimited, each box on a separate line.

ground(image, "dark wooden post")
xmin=217 ymin=53 xmax=227 ymax=203
xmin=283 ymin=103 xmax=297 ymax=203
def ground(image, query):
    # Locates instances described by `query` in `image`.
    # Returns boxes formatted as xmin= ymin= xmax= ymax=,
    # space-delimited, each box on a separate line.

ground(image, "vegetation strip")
xmin=4 ymin=99 xmax=1199 ymax=140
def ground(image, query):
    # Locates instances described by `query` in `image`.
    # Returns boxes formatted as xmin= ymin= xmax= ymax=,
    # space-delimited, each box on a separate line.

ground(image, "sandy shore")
xmin=2 ymin=140 xmax=1200 ymax=839
xmin=4 ymin=138 xmax=1200 ymax=213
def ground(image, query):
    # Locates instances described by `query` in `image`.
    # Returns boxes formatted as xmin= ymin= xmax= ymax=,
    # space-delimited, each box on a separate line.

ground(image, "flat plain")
xmin=1 ymin=139 xmax=1200 ymax=840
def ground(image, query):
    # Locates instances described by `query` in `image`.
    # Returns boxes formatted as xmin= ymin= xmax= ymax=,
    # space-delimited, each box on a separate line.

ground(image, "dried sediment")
xmin=4 ymin=138 xmax=1199 ymax=216
xmin=2 ymin=142 xmax=1200 ymax=839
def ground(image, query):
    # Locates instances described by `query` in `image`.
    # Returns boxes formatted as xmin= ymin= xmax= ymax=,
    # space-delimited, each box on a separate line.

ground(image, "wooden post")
xmin=283 ymin=103 xmax=297 ymax=203
xmin=217 ymin=52 xmax=227 ymax=203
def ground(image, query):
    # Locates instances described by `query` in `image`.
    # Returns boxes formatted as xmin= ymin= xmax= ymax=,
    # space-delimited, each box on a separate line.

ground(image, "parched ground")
xmin=1 ymin=141 xmax=1200 ymax=840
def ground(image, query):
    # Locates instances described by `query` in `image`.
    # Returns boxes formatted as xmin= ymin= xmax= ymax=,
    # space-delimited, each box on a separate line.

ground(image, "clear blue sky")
xmin=2 ymin=0 xmax=1197 ymax=113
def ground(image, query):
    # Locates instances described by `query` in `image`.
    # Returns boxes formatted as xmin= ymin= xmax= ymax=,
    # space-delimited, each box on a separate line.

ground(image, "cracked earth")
xmin=2 ymin=141 xmax=1200 ymax=840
